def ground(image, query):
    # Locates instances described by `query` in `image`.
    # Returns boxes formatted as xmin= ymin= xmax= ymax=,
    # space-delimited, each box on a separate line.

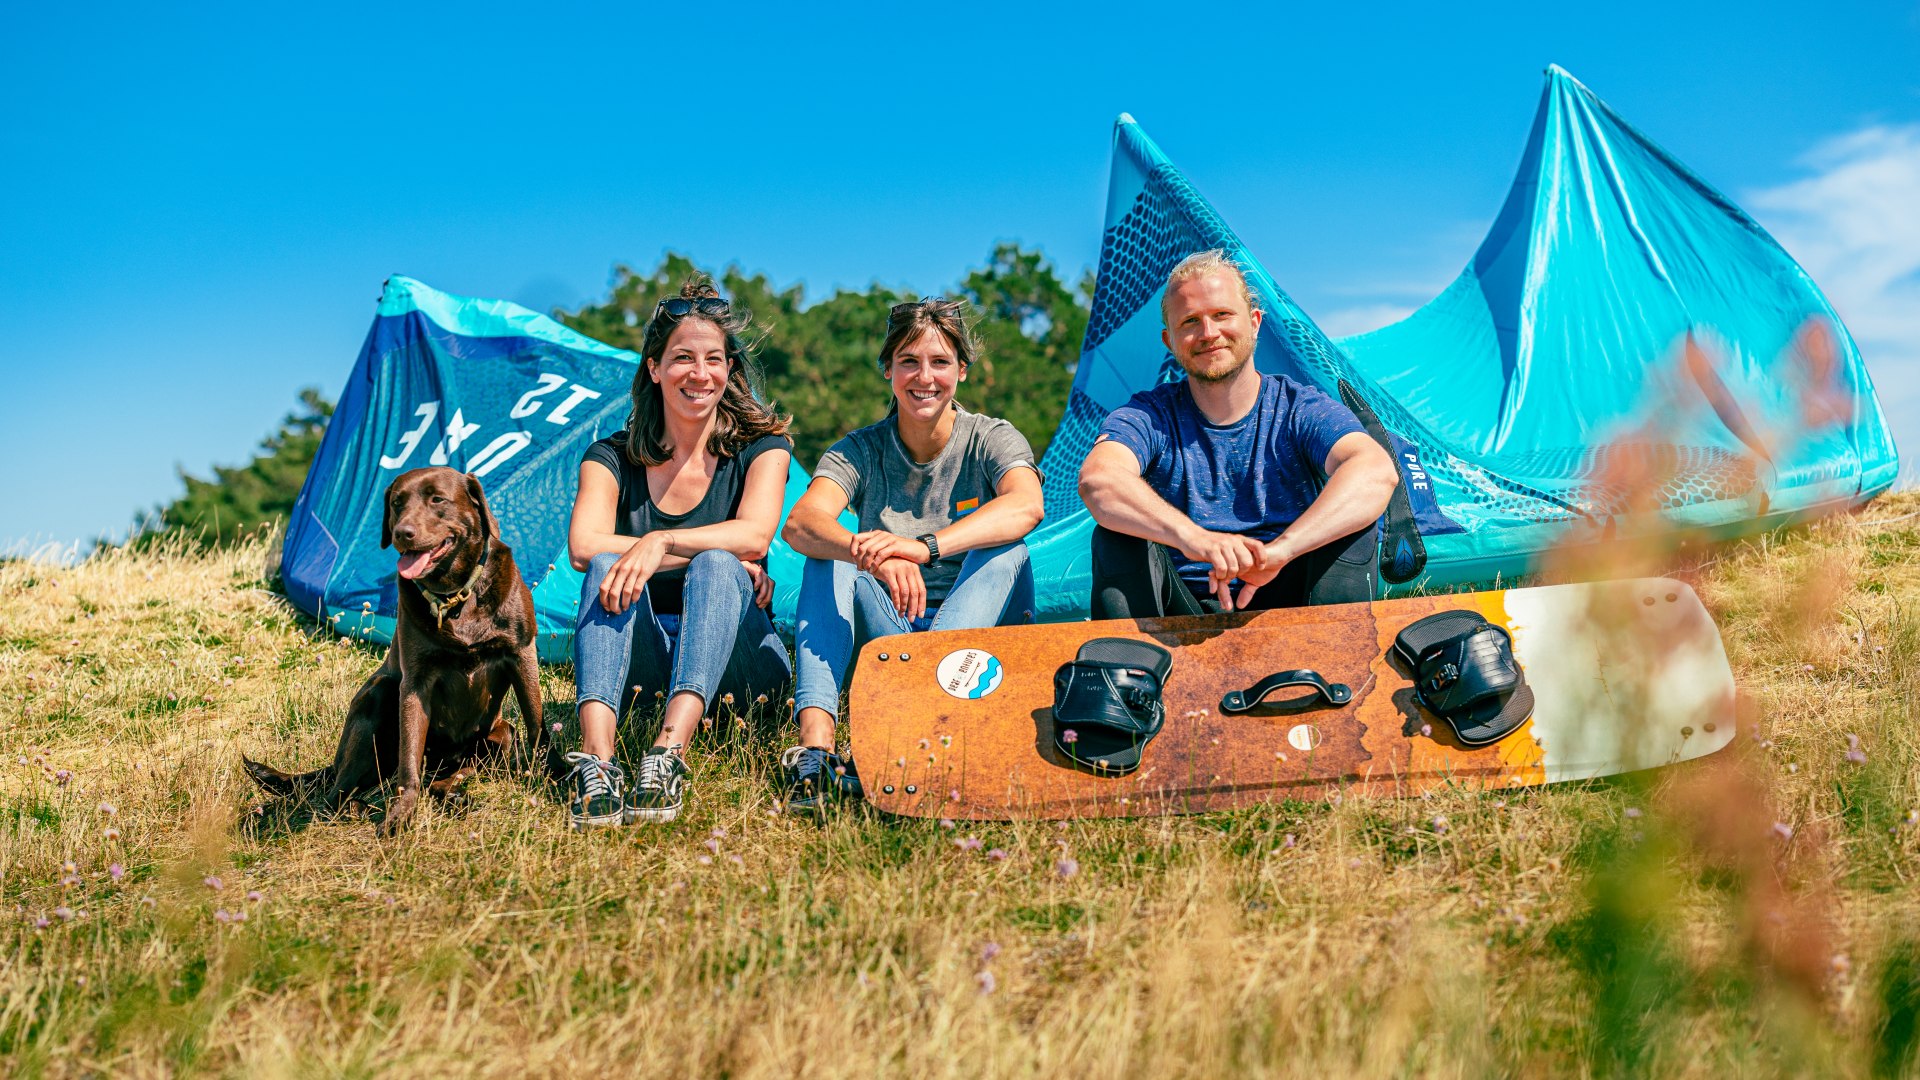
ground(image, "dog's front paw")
xmin=377 ymin=788 xmax=420 ymax=837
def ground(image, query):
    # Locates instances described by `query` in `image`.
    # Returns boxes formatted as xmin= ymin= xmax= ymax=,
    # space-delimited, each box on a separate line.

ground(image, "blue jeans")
xmin=575 ymin=549 xmax=792 ymax=721
xmin=791 ymin=541 xmax=1035 ymax=721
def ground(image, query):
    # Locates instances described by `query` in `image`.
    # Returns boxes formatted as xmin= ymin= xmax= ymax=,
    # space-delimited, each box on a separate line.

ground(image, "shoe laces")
xmin=564 ymin=752 xmax=623 ymax=800
xmin=636 ymin=749 xmax=681 ymax=792
xmin=781 ymin=745 xmax=831 ymax=785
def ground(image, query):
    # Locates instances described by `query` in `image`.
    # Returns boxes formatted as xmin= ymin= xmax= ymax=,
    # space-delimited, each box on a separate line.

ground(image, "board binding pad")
xmin=848 ymin=577 xmax=1735 ymax=820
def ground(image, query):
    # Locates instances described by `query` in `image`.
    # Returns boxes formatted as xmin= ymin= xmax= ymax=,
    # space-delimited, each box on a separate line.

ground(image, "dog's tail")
xmin=241 ymin=756 xmax=331 ymax=802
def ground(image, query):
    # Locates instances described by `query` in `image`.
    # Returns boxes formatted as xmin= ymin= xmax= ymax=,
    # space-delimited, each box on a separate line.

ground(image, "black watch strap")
xmin=917 ymin=533 xmax=941 ymax=563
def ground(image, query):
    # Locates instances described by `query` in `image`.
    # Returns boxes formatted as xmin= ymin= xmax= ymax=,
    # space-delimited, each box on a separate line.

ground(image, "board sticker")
xmin=936 ymin=649 xmax=1004 ymax=700
xmin=1287 ymin=725 xmax=1322 ymax=751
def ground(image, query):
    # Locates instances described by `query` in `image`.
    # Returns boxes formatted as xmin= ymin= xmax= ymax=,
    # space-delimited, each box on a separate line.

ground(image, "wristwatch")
xmin=917 ymin=533 xmax=941 ymax=563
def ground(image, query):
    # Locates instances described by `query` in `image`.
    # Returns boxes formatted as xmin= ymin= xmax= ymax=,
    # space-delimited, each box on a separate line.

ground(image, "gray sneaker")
xmin=625 ymin=747 xmax=687 ymax=823
xmin=565 ymin=752 xmax=627 ymax=831
xmin=781 ymin=745 xmax=862 ymax=814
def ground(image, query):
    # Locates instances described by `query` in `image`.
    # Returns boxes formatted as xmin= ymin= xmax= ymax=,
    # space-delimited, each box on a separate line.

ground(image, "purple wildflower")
xmin=1055 ymin=857 xmax=1079 ymax=879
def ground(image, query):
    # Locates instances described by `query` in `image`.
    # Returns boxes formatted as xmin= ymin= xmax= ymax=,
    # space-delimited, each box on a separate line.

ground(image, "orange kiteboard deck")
xmin=847 ymin=578 xmax=1735 ymax=820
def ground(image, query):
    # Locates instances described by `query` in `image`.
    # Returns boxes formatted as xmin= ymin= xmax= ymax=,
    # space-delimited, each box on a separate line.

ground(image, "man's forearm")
xmin=1083 ymin=470 xmax=1199 ymax=553
xmin=1270 ymin=458 xmax=1398 ymax=563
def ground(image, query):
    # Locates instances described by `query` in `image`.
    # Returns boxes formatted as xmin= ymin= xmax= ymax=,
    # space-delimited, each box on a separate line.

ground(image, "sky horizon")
xmin=4 ymin=2 xmax=1918 ymax=555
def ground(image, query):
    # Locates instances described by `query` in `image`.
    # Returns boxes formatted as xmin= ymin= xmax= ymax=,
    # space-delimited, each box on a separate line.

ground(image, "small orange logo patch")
xmin=954 ymin=497 xmax=980 ymax=515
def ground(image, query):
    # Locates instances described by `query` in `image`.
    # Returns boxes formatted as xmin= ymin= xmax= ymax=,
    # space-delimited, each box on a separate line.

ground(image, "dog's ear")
xmin=380 ymin=474 xmax=404 ymax=549
xmin=464 ymin=472 xmax=497 ymax=543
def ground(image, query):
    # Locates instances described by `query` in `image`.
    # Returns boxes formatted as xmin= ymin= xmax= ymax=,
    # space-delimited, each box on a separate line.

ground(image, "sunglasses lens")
xmin=657 ymin=296 xmax=730 ymax=319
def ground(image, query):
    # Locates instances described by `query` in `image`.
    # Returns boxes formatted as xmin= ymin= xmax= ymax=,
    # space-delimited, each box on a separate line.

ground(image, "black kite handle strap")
xmin=1337 ymin=378 xmax=1428 ymax=584
xmin=1219 ymin=669 xmax=1352 ymax=714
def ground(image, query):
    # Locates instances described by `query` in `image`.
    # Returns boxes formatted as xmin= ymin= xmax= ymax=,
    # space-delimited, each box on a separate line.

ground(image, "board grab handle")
xmin=1219 ymin=670 xmax=1352 ymax=715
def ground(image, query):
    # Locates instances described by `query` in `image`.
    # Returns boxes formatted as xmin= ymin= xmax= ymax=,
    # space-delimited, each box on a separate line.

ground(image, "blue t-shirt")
xmin=1097 ymin=373 xmax=1368 ymax=594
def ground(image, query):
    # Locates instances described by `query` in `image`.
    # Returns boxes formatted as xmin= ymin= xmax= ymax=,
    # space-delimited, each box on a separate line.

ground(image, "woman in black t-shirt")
xmin=563 ymin=275 xmax=793 ymax=829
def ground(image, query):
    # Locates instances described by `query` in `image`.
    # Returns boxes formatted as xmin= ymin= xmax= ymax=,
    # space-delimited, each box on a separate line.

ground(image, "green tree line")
xmin=131 ymin=245 xmax=1089 ymax=548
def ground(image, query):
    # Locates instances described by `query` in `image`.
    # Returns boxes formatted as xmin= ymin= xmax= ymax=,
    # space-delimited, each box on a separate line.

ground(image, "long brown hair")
xmin=624 ymin=274 xmax=791 ymax=467
xmin=877 ymin=298 xmax=982 ymax=416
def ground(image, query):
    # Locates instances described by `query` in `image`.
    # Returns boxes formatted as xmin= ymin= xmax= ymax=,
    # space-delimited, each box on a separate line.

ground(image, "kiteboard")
xmin=847 ymin=577 xmax=1735 ymax=820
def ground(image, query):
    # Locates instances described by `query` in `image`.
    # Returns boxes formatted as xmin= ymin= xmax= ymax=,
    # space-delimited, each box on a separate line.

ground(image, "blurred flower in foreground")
xmin=1843 ymin=734 xmax=1866 ymax=765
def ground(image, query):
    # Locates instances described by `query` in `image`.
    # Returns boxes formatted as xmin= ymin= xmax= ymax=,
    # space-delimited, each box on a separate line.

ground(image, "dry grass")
xmin=5 ymin=494 xmax=1920 ymax=1077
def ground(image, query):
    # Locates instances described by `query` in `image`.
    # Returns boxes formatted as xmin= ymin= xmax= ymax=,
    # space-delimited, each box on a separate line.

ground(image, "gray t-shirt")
xmin=813 ymin=408 xmax=1038 ymax=604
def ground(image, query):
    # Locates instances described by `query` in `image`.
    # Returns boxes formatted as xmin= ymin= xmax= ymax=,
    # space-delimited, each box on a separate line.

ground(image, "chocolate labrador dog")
xmin=244 ymin=467 xmax=546 ymax=836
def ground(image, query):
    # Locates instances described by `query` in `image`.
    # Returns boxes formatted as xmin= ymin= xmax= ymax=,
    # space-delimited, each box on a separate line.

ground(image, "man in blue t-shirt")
xmin=1077 ymin=250 xmax=1401 ymax=619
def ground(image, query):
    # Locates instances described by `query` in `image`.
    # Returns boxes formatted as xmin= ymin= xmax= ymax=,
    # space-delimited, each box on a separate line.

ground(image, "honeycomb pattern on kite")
xmin=1037 ymin=388 xmax=1111 ymax=519
xmin=1082 ymin=164 xmax=1238 ymax=354
xmin=1503 ymin=443 xmax=1758 ymax=513
xmin=1272 ymin=317 xmax=1349 ymax=389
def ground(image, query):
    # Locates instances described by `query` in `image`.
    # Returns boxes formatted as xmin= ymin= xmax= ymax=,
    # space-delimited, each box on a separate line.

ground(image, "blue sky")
xmin=4 ymin=1 xmax=1918 ymax=553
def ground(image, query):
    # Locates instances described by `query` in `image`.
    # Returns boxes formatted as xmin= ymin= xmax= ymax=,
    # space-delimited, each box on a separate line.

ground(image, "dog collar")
xmin=417 ymin=550 xmax=486 ymax=631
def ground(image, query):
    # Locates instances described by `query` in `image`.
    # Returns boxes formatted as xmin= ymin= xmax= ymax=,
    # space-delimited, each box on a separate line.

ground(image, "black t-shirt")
xmin=581 ymin=430 xmax=793 ymax=614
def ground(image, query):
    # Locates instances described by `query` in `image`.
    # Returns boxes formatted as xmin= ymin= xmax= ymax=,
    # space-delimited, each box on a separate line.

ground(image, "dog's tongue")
xmin=396 ymin=547 xmax=437 ymax=580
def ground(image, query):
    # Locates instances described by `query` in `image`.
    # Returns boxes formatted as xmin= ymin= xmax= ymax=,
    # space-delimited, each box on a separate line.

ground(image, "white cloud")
xmin=1746 ymin=125 xmax=1920 ymax=481
xmin=1313 ymin=302 xmax=1418 ymax=338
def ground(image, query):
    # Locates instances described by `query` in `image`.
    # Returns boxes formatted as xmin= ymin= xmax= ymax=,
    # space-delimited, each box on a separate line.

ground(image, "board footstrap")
xmin=1051 ymin=637 xmax=1172 ymax=775
xmin=1393 ymin=611 xmax=1534 ymax=746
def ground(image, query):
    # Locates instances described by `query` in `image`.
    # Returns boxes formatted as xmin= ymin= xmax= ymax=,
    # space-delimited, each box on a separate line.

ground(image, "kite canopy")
xmin=281 ymin=277 xmax=821 ymax=659
xmin=283 ymin=66 xmax=1897 ymax=647
xmin=1022 ymin=65 xmax=1897 ymax=610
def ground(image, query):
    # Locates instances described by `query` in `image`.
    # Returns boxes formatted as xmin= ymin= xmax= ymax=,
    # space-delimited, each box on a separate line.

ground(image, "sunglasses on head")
xmin=655 ymin=296 xmax=731 ymax=319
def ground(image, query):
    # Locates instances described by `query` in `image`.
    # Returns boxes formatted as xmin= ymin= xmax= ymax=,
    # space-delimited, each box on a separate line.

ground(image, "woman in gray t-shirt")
xmin=779 ymin=298 xmax=1044 ymax=809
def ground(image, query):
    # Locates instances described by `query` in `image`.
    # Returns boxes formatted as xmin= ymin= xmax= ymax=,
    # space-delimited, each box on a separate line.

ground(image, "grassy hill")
xmin=5 ymin=496 xmax=1920 ymax=1077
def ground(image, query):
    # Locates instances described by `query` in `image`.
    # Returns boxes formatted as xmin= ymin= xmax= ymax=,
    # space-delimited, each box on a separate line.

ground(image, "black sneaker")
xmin=625 ymin=746 xmax=687 ymax=823
xmin=782 ymin=746 xmax=863 ymax=813
xmin=564 ymin=752 xmax=627 ymax=831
